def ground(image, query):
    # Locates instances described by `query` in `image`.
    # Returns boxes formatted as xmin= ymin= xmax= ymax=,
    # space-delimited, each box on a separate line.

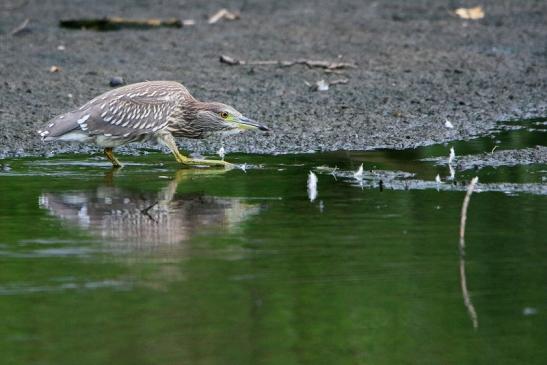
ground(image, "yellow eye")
xmin=220 ymin=111 xmax=229 ymax=119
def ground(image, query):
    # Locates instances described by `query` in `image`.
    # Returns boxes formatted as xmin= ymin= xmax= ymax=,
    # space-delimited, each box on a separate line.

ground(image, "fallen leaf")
xmin=208 ymin=9 xmax=240 ymax=24
xmin=454 ymin=6 xmax=485 ymax=20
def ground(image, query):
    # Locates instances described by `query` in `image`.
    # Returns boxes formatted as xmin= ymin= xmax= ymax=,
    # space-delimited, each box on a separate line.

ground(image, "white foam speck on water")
xmin=449 ymin=147 xmax=456 ymax=164
xmin=217 ymin=146 xmax=225 ymax=160
xmin=353 ymin=164 xmax=364 ymax=179
xmin=307 ymin=171 xmax=318 ymax=202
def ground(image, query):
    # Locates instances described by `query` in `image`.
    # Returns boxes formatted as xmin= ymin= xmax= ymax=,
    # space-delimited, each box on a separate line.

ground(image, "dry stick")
xmin=459 ymin=176 xmax=479 ymax=329
xmin=219 ymin=55 xmax=356 ymax=70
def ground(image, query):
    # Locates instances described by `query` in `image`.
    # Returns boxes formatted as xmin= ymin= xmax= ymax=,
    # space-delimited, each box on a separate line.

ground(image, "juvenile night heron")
xmin=37 ymin=81 xmax=269 ymax=168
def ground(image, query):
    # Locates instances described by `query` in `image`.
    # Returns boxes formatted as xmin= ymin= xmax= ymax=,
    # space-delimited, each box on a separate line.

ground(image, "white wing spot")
xmin=77 ymin=115 xmax=90 ymax=124
xmin=104 ymin=133 xmax=112 ymax=137
xmin=101 ymin=111 xmax=108 ymax=117
xmin=104 ymin=116 xmax=113 ymax=122
xmin=80 ymin=123 xmax=88 ymax=131
xmin=48 ymin=123 xmax=55 ymax=128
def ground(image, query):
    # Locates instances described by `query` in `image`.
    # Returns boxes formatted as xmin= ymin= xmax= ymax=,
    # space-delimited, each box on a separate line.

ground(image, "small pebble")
xmin=109 ymin=76 xmax=125 ymax=87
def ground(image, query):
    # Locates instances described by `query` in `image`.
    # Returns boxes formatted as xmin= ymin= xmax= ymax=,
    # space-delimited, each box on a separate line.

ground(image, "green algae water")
xmin=1 ymin=125 xmax=546 ymax=364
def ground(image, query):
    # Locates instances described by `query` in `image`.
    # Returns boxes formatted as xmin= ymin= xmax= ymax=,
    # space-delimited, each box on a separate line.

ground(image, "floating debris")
xmin=449 ymin=164 xmax=456 ymax=180
xmin=49 ymin=65 xmax=61 ymax=73
xmin=445 ymin=119 xmax=454 ymax=129
xmin=182 ymin=19 xmax=195 ymax=26
xmin=330 ymin=166 xmax=338 ymax=180
xmin=449 ymin=147 xmax=456 ymax=164
xmin=208 ymin=9 xmax=240 ymax=24
xmin=217 ymin=146 xmax=225 ymax=160
xmin=239 ymin=163 xmax=247 ymax=173
xmin=522 ymin=307 xmax=538 ymax=316
xmin=59 ymin=17 xmax=183 ymax=31
xmin=307 ymin=171 xmax=318 ymax=202
xmin=435 ymin=174 xmax=441 ymax=184
xmin=435 ymin=174 xmax=441 ymax=191
xmin=57 ymin=45 xmax=66 ymax=51
xmin=353 ymin=164 xmax=364 ymax=179
xmin=454 ymin=6 xmax=485 ymax=20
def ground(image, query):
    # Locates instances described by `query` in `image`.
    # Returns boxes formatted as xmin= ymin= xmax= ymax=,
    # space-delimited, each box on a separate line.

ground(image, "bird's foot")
xmin=104 ymin=148 xmax=124 ymax=168
xmin=175 ymin=154 xmax=234 ymax=169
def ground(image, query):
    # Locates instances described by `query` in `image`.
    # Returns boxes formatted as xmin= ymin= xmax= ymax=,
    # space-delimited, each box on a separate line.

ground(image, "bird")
xmin=37 ymin=81 xmax=269 ymax=168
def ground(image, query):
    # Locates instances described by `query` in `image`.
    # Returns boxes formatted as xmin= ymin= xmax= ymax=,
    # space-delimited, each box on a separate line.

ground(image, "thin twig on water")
xmin=459 ymin=176 xmax=479 ymax=329
xmin=459 ymin=177 xmax=478 ymax=251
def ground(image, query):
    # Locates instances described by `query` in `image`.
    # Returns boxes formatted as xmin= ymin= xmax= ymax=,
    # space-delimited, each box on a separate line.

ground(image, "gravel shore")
xmin=1 ymin=0 xmax=546 ymax=158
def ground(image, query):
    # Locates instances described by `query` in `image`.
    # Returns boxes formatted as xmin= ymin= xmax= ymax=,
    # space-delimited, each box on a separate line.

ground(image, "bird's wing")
xmin=40 ymin=81 xmax=188 ymax=140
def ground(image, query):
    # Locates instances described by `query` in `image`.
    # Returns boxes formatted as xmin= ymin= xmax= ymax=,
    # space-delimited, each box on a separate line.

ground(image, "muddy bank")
xmin=1 ymin=0 xmax=546 ymax=158
xmin=453 ymin=146 xmax=547 ymax=171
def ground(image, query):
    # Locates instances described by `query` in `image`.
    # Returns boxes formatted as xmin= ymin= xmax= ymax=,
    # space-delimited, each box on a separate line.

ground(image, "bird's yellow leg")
xmin=104 ymin=147 xmax=123 ymax=168
xmin=158 ymin=133 xmax=233 ymax=169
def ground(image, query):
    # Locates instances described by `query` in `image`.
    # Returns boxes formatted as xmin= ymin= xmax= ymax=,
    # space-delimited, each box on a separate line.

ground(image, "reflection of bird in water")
xmin=38 ymin=170 xmax=261 ymax=249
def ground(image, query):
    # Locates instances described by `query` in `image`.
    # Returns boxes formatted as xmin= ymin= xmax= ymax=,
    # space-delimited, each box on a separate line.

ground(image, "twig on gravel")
xmin=59 ymin=17 xmax=183 ymax=31
xmin=220 ymin=55 xmax=357 ymax=70
xmin=9 ymin=18 xmax=29 ymax=36
xmin=208 ymin=9 xmax=240 ymax=24
xmin=459 ymin=176 xmax=479 ymax=329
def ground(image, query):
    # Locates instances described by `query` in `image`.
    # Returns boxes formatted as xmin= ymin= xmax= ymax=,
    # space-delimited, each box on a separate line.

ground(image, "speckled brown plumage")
xmin=38 ymin=81 xmax=269 ymax=168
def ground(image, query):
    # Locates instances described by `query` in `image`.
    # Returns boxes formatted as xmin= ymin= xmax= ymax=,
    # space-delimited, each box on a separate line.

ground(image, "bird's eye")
xmin=220 ymin=111 xmax=229 ymax=119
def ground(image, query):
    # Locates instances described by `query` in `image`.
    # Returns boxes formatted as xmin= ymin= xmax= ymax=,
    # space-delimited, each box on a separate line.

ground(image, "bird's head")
xmin=196 ymin=102 xmax=270 ymax=135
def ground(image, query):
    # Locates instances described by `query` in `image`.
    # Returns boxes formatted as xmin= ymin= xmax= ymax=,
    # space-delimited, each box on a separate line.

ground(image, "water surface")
xmin=0 ymin=123 xmax=546 ymax=365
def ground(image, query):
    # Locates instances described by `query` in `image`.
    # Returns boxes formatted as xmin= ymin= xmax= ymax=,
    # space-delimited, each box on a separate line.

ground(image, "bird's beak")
xmin=236 ymin=116 xmax=270 ymax=131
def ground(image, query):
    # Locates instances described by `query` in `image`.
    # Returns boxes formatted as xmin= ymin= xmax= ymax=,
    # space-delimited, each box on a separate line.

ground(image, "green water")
xmin=0 ymin=124 xmax=546 ymax=364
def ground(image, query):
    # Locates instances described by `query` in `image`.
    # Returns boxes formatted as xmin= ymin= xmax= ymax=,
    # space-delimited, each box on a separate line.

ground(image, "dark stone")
xmin=109 ymin=76 xmax=124 ymax=87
